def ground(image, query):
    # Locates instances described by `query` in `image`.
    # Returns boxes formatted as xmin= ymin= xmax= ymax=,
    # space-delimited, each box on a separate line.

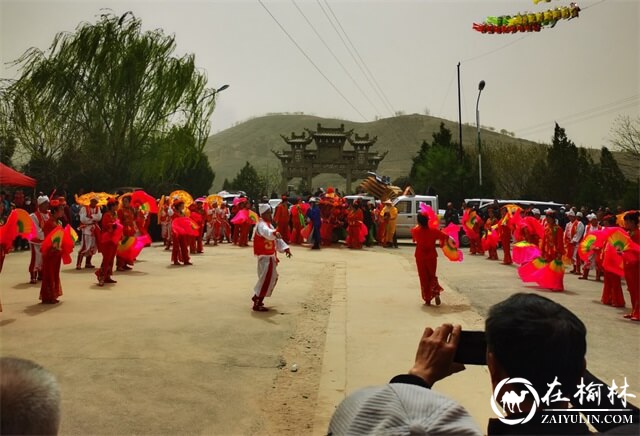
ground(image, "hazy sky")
xmin=2 ymin=0 xmax=638 ymax=148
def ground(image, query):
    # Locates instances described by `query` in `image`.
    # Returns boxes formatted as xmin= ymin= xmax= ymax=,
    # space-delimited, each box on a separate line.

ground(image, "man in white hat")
xmin=564 ymin=210 xmax=585 ymax=274
xmin=76 ymin=196 xmax=102 ymax=269
xmin=28 ymin=196 xmax=50 ymax=283
xmin=252 ymin=203 xmax=291 ymax=312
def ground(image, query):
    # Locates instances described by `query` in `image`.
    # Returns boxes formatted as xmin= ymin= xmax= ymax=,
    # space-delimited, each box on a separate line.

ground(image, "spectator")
xmin=328 ymin=323 xmax=481 ymax=435
xmin=444 ymin=202 xmax=460 ymax=226
xmin=0 ymin=357 xmax=61 ymax=435
xmin=378 ymin=294 xmax=597 ymax=434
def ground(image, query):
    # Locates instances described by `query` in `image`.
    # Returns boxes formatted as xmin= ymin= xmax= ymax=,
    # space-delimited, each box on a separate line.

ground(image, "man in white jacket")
xmin=251 ymin=203 xmax=291 ymax=312
xmin=76 ymin=196 xmax=102 ymax=269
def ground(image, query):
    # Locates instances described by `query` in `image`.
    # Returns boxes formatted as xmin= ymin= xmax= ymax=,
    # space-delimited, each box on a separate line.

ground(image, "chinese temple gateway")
xmin=272 ymin=123 xmax=387 ymax=192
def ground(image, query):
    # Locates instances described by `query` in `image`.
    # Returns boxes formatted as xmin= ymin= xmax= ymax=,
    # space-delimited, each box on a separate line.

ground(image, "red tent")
xmin=0 ymin=163 xmax=37 ymax=188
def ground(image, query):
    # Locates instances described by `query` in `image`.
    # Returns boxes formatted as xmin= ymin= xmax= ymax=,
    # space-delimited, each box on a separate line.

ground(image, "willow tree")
xmin=2 ymin=11 xmax=219 ymax=194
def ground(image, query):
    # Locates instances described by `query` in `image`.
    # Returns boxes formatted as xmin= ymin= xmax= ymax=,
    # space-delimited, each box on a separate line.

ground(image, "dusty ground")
xmin=1 ymin=240 xmax=638 ymax=435
xmin=1 ymin=243 xmax=333 ymax=435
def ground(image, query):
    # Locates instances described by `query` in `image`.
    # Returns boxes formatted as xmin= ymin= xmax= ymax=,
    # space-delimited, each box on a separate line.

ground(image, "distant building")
xmin=272 ymin=123 xmax=387 ymax=193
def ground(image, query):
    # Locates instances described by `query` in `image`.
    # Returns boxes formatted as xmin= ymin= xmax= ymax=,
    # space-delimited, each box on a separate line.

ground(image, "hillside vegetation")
xmin=204 ymin=113 xmax=539 ymax=192
xmin=204 ymin=114 xmax=635 ymax=193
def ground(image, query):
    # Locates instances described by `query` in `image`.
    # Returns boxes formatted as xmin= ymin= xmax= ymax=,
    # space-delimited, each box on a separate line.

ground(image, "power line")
xmin=323 ymin=0 xmax=396 ymax=114
xmin=316 ymin=0 xmax=395 ymax=116
xmin=518 ymin=100 xmax=639 ymax=137
xmin=257 ymin=0 xmax=367 ymax=121
xmin=517 ymin=95 xmax=640 ymax=134
xmin=291 ymin=0 xmax=384 ymax=116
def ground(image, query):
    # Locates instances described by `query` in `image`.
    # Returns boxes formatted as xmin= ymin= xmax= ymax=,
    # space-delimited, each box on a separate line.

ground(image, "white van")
xmin=393 ymin=195 xmax=439 ymax=238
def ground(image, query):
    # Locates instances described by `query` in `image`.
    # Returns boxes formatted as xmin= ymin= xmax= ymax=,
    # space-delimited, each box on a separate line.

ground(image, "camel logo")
xmin=491 ymin=378 xmax=541 ymax=425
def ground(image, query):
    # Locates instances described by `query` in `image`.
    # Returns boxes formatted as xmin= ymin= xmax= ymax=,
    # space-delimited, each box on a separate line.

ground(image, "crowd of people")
xmin=1 ymin=188 xmax=638 ymax=318
xmin=440 ymin=200 xmax=640 ymax=322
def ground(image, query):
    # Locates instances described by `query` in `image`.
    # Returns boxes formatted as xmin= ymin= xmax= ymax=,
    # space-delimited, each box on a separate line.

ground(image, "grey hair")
xmin=1 ymin=357 xmax=61 ymax=435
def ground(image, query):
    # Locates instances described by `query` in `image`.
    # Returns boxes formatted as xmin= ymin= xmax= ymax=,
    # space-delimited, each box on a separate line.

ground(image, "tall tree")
xmin=409 ymin=122 xmax=475 ymax=204
xmin=545 ymin=123 xmax=580 ymax=203
xmin=598 ymin=146 xmax=626 ymax=204
xmin=2 ymin=11 xmax=219 ymax=194
xmin=610 ymin=115 xmax=640 ymax=159
xmin=229 ymin=162 xmax=261 ymax=200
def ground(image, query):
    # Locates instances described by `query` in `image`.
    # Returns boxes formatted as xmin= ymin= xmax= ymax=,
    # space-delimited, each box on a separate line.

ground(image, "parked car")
xmin=344 ymin=195 xmax=375 ymax=206
xmin=464 ymin=198 xmax=563 ymax=217
xmin=393 ymin=195 xmax=439 ymax=238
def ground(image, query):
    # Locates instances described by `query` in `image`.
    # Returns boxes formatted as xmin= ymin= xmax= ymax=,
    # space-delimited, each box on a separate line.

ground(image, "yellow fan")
xmin=207 ymin=194 xmax=223 ymax=207
xmin=169 ymin=190 xmax=194 ymax=208
xmin=74 ymin=192 xmax=116 ymax=207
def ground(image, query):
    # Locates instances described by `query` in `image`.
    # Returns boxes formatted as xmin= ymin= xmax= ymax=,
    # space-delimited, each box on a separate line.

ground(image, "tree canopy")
xmin=1 ymin=11 xmax=220 ymax=195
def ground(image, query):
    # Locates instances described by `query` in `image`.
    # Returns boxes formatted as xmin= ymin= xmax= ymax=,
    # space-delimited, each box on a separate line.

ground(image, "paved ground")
xmin=1 ymin=240 xmax=638 ymax=435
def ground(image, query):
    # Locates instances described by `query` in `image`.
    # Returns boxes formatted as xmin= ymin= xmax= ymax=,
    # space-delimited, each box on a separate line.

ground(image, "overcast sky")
xmin=2 ymin=0 xmax=638 ymax=148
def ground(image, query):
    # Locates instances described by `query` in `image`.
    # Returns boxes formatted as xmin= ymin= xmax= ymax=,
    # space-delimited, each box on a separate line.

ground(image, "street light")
xmin=476 ymin=80 xmax=486 ymax=187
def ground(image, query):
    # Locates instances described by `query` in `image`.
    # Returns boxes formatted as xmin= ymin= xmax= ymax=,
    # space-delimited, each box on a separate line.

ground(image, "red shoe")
xmin=184 ymin=261 xmax=193 ymax=266
xmin=173 ymin=261 xmax=181 ymax=266
xmin=623 ymin=313 xmax=633 ymax=319
xmin=104 ymin=278 xmax=117 ymax=283
xmin=85 ymin=264 xmax=95 ymax=269
xmin=252 ymin=305 xmax=269 ymax=312
xmin=76 ymin=265 xmax=82 ymax=270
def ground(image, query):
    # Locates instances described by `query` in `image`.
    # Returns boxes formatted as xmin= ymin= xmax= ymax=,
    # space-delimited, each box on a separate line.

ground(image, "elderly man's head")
xmin=1 ymin=357 xmax=61 ymax=435
xmin=485 ymin=293 xmax=586 ymax=396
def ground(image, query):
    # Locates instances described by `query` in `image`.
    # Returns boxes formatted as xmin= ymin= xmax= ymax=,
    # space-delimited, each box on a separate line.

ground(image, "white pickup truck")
xmin=393 ymin=195 xmax=439 ymax=238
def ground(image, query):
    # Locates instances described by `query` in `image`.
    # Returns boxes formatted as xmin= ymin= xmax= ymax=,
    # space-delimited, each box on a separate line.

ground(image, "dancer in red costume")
xmin=499 ymin=207 xmax=513 ymax=265
xmin=411 ymin=213 xmax=448 ymax=305
xmin=484 ymin=208 xmax=499 ymax=260
xmin=579 ymin=214 xmax=602 ymax=281
xmin=273 ymin=196 xmax=291 ymax=244
xmin=622 ymin=211 xmax=640 ymax=321
xmin=189 ymin=200 xmax=205 ymax=254
xmin=171 ymin=200 xmax=192 ymax=266
xmin=600 ymin=215 xmax=625 ymax=307
xmin=238 ymin=201 xmax=252 ymax=247
xmin=346 ymin=201 xmax=364 ymax=249
xmin=540 ymin=210 xmax=565 ymax=291
xmin=289 ymin=199 xmax=306 ymax=245
xmin=28 ymin=196 xmax=50 ymax=283
xmin=40 ymin=201 xmax=64 ymax=304
xmin=96 ymin=198 xmax=119 ymax=287
xmin=564 ymin=210 xmax=585 ymax=274
xmin=468 ymin=209 xmax=484 ymax=255
xmin=116 ymin=195 xmax=136 ymax=271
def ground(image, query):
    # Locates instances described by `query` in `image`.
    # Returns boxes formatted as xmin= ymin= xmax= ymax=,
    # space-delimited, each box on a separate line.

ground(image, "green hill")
xmin=204 ymin=113 xmax=637 ymax=193
xmin=204 ymin=113 xmax=541 ymax=192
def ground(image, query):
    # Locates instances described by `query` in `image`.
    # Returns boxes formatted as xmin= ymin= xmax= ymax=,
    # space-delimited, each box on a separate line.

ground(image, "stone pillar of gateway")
xmin=271 ymin=123 xmax=388 ymax=193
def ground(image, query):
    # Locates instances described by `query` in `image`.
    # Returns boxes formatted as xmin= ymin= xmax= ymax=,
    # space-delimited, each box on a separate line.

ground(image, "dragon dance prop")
xmin=473 ymin=3 xmax=580 ymax=34
xmin=0 ymin=209 xmax=36 ymax=251
xmin=41 ymin=225 xmax=78 ymax=265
